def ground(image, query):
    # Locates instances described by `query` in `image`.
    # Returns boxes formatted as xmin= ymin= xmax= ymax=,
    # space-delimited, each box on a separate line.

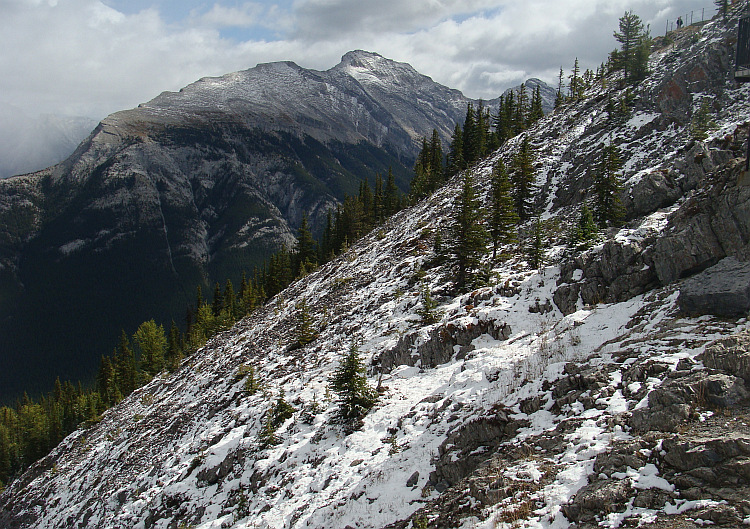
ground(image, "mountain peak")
xmin=333 ymin=49 xmax=421 ymax=83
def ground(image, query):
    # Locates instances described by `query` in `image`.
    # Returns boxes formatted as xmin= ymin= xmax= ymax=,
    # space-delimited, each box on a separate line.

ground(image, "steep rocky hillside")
xmin=3 ymin=14 xmax=750 ymax=529
xmin=0 ymin=51 xmax=515 ymax=402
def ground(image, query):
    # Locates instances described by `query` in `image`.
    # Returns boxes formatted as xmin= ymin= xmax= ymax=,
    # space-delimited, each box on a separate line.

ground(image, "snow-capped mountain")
xmin=3 ymin=16 xmax=750 ymax=529
xmin=0 ymin=51 xmax=531 ymax=403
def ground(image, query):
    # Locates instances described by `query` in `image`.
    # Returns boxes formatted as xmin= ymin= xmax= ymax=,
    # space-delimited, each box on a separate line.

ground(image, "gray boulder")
xmin=700 ymin=330 xmax=750 ymax=384
xmin=678 ymin=257 xmax=750 ymax=316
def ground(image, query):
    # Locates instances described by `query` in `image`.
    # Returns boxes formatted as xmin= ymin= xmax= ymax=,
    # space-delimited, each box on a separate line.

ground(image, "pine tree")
xmin=212 ymin=283 xmax=224 ymax=317
xmin=133 ymin=320 xmax=166 ymax=380
xmin=114 ymin=330 xmax=136 ymax=396
xmin=294 ymin=214 xmax=318 ymax=276
xmin=528 ymin=85 xmax=544 ymax=124
xmin=384 ymin=167 xmax=399 ymax=217
xmin=243 ymin=365 xmax=261 ymax=395
xmin=462 ymin=102 xmax=478 ymax=164
xmin=488 ymin=160 xmax=519 ymax=261
xmin=223 ymin=279 xmax=236 ymax=320
xmin=474 ymin=100 xmax=489 ymax=159
xmin=493 ymin=95 xmax=510 ymax=143
xmin=569 ymin=58 xmax=582 ymax=100
xmin=593 ymin=144 xmax=625 ymax=227
xmin=96 ymin=355 xmax=117 ymax=407
xmin=613 ymin=11 xmax=649 ymax=84
xmin=258 ymin=390 xmax=295 ymax=447
xmin=513 ymin=84 xmax=528 ymax=135
xmin=417 ymin=281 xmax=440 ymax=325
xmin=410 ymin=139 xmax=431 ymax=201
xmin=320 ymin=209 xmax=335 ymax=262
xmin=294 ymin=301 xmax=318 ymax=348
xmin=429 ymin=129 xmax=444 ymax=187
xmin=329 ymin=344 xmax=377 ymax=428
xmin=527 ymin=218 xmax=546 ymax=270
xmin=555 ymin=67 xmax=566 ymax=108
xmin=451 ymin=170 xmax=489 ymax=291
xmin=446 ymin=123 xmax=466 ymax=177
xmin=166 ymin=321 xmax=182 ymax=372
xmin=510 ymin=135 xmax=537 ymax=221
xmin=571 ymin=202 xmax=599 ymax=249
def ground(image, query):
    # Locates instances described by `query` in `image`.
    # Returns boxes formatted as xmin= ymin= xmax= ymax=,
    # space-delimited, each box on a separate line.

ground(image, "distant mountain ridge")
xmin=0 ymin=50 xmax=551 ymax=402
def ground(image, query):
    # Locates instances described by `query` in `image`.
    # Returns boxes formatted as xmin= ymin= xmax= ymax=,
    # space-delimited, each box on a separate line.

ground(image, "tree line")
xmin=0 ymin=168 xmax=408 ymax=490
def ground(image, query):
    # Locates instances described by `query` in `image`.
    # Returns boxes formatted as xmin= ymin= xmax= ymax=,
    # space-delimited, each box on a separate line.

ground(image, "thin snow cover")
xmin=59 ymin=238 xmax=87 ymax=255
xmin=8 ymin=12 xmax=750 ymax=529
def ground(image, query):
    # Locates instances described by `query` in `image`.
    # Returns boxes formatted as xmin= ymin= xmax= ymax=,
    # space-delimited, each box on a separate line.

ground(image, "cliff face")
xmin=3 ymin=15 xmax=750 ymax=529
xmin=0 ymin=51 xmax=507 ymax=402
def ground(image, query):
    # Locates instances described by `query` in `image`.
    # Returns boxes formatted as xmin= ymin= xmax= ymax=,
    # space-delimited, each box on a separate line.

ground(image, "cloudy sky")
xmin=2 ymin=0 xmax=714 ymax=121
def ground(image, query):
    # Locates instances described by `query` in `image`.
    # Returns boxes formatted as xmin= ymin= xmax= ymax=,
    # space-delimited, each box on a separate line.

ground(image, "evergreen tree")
xmin=446 ymin=123 xmax=466 ymax=177
xmin=569 ymin=58 xmax=582 ymax=100
xmin=243 ymin=365 xmax=261 ymax=395
xmin=488 ymin=160 xmax=519 ymax=261
xmin=631 ymin=31 xmax=652 ymax=83
xmin=294 ymin=301 xmax=318 ymax=348
xmin=328 ymin=344 xmax=378 ymax=428
xmin=114 ymin=330 xmax=137 ymax=396
xmin=417 ymin=281 xmax=440 ymax=325
xmin=294 ymin=214 xmax=318 ymax=276
xmin=428 ymin=129 xmax=444 ymax=187
xmin=462 ymin=103 xmax=478 ymax=165
xmin=450 ymin=170 xmax=489 ymax=291
xmin=258 ymin=390 xmax=295 ymax=447
xmin=212 ymin=283 xmax=224 ymax=317
xmin=613 ymin=11 xmax=649 ymax=84
xmin=493 ymin=95 xmax=509 ymax=144
xmin=510 ymin=135 xmax=537 ymax=221
xmin=555 ymin=67 xmax=566 ymax=108
xmin=571 ymin=202 xmax=599 ymax=249
xmin=410 ymin=139 xmax=431 ymax=201
xmin=691 ymin=98 xmax=717 ymax=140
xmin=474 ymin=100 xmax=489 ymax=159
xmin=223 ymin=279 xmax=236 ymax=320
xmin=527 ymin=218 xmax=546 ymax=270
xmin=166 ymin=321 xmax=182 ymax=372
xmin=528 ymin=85 xmax=544 ymax=124
xmin=266 ymin=248 xmax=293 ymax=297
xmin=384 ymin=167 xmax=399 ymax=217
xmin=133 ymin=320 xmax=167 ymax=379
xmin=96 ymin=355 xmax=117 ymax=407
xmin=373 ymin=174 xmax=384 ymax=224
xmin=593 ymin=144 xmax=625 ymax=227
xmin=513 ymin=84 xmax=528 ymax=135
xmin=320 ymin=209 xmax=335 ymax=262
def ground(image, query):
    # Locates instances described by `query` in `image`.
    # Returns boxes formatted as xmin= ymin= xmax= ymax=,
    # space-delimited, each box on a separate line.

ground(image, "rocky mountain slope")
xmin=3 ymin=15 xmax=750 ymax=529
xmin=0 ymin=51 xmax=524 ymax=402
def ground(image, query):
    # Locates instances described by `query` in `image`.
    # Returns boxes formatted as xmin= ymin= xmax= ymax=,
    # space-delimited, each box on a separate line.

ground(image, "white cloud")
xmin=0 ymin=0 xmax=716 ymax=122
